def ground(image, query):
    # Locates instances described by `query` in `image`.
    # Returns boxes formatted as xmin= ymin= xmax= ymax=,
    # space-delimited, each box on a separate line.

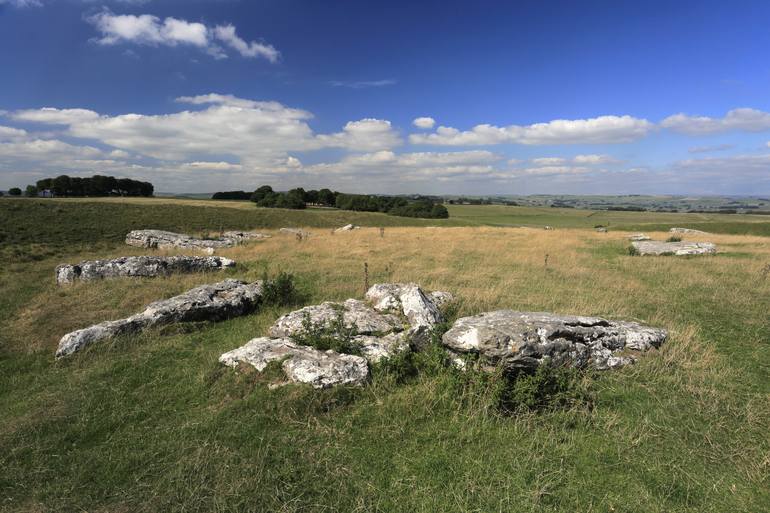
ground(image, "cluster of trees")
xmin=20 ymin=175 xmax=154 ymax=197
xmin=211 ymin=191 xmax=252 ymax=200
xmin=334 ymin=193 xmax=448 ymax=218
xmin=211 ymin=185 xmax=449 ymax=219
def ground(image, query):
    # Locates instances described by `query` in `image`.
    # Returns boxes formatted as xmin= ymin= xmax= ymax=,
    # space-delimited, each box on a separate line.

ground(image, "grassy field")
xmin=445 ymin=203 xmax=770 ymax=235
xmin=1 ymin=199 xmax=769 ymax=512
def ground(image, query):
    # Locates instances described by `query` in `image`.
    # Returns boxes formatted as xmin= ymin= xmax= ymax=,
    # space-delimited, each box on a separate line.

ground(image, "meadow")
xmin=0 ymin=198 xmax=768 ymax=512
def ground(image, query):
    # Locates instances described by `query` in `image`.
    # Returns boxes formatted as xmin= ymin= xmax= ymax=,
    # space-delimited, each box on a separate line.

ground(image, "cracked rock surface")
xmin=632 ymin=241 xmax=716 ymax=256
xmin=55 ymin=256 xmax=235 ymax=284
xmin=56 ymin=279 xmax=263 ymax=358
xmin=219 ymin=337 xmax=369 ymax=388
xmin=125 ymin=230 xmax=238 ymax=253
xmin=268 ymin=299 xmax=404 ymax=339
xmin=442 ymin=310 xmax=667 ymax=371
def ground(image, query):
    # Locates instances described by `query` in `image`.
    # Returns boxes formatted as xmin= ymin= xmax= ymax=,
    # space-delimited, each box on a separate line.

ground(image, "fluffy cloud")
xmin=86 ymin=11 xmax=279 ymax=61
xmin=213 ymin=24 xmax=279 ymax=62
xmin=302 ymin=150 xmax=503 ymax=184
xmin=410 ymin=115 xmax=653 ymax=146
xmin=412 ymin=117 xmax=436 ymax=129
xmin=315 ymin=119 xmax=402 ymax=152
xmin=13 ymin=107 xmax=100 ymax=124
xmin=0 ymin=125 xmax=28 ymax=140
xmin=661 ymin=108 xmax=770 ymax=135
xmin=8 ymin=94 xmax=402 ymax=172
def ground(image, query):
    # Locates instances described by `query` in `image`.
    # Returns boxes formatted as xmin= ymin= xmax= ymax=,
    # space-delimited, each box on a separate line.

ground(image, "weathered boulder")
xmin=125 ymin=230 xmax=234 ymax=254
xmin=334 ymin=224 xmax=360 ymax=232
xmin=670 ymin=227 xmax=709 ymax=235
xmin=268 ymin=299 xmax=404 ymax=338
xmin=628 ymin=233 xmax=651 ymax=241
xmin=365 ymin=283 xmax=449 ymax=322
xmin=365 ymin=283 xmax=452 ymax=348
xmin=55 ymin=256 xmax=235 ymax=284
xmin=56 ymin=279 xmax=263 ymax=358
xmin=595 ymin=227 xmax=608 ymax=233
xmin=219 ymin=337 xmax=369 ymax=388
xmin=632 ymin=241 xmax=716 ymax=256
xmin=442 ymin=310 xmax=667 ymax=371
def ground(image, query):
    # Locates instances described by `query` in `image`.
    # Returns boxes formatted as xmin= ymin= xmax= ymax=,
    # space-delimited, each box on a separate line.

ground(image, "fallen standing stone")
xmin=631 ymin=241 xmax=717 ymax=256
xmin=56 ymin=279 xmax=263 ymax=358
xmin=55 ymin=256 xmax=235 ymax=284
xmin=125 ymin=230 xmax=235 ymax=254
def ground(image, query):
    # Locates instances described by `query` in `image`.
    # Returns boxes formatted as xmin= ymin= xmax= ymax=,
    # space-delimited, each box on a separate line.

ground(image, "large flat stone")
xmin=632 ymin=241 xmax=716 ymax=256
xmin=219 ymin=337 xmax=369 ymax=388
xmin=55 ymin=256 xmax=235 ymax=284
xmin=442 ymin=310 xmax=667 ymax=371
xmin=56 ymin=279 xmax=263 ymax=358
xmin=125 ymin=230 xmax=233 ymax=253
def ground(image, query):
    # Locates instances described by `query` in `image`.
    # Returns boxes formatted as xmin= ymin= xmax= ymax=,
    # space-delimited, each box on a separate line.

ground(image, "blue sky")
xmin=1 ymin=0 xmax=770 ymax=194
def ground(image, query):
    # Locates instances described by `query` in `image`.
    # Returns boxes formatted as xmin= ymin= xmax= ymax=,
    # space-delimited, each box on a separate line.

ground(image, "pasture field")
xmin=0 ymin=198 xmax=769 ymax=512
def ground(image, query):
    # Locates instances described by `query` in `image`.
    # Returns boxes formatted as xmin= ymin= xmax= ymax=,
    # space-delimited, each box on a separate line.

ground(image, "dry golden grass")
xmin=10 ymin=226 xmax=769 ymax=356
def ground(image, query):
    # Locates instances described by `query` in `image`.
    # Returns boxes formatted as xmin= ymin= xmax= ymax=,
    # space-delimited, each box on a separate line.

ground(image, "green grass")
xmin=0 ymin=199 xmax=769 ymax=512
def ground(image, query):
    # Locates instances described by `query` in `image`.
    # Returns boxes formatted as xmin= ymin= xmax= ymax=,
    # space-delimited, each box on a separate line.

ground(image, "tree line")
xmin=211 ymin=185 xmax=449 ymax=219
xmin=14 ymin=175 xmax=154 ymax=198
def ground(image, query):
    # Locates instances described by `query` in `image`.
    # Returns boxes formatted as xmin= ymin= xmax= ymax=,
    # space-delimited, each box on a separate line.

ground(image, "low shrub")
xmin=261 ymin=271 xmax=301 ymax=306
xmin=667 ymin=235 xmax=682 ymax=242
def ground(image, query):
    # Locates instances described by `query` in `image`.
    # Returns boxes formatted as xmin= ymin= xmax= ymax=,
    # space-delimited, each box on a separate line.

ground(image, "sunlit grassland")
xmin=0 ymin=201 xmax=769 ymax=512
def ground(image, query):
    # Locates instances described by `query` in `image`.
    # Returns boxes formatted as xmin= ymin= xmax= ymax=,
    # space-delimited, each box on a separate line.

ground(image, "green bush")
xmin=261 ymin=271 xmax=300 ymax=306
xmin=667 ymin=235 xmax=682 ymax=242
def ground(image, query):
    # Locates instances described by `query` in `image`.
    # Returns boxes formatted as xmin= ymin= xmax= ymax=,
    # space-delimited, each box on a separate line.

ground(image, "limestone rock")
xmin=365 ymin=283 xmax=447 ymax=326
xmin=268 ymin=299 xmax=403 ymax=338
xmin=628 ymin=233 xmax=651 ymax=241
xmin=56 ymin=279 xmax=263 ymax=358
xmin=595 ymin=227 xmax=608 ymax=233
xmin=351 ymin=332 xmax=410 ymax=363
xmin=55 ymin=256 xmax=235 ymax=284
xmin=125 ymin=230 xmax=234 ymax=254
xmin=219 ymin=337 xmax=369 ymax=388
xmin=334 ymin=224 xmax=360 ymax=232
xmin=670 ymin=227 xmax=709 ymax=235
xmin=632 ymin=241 xmax=716 ymax=256
xmin=442 ymin=310 xmax=667 ymax=371
xmin=221 ymin=231 xmax=270 ymax=242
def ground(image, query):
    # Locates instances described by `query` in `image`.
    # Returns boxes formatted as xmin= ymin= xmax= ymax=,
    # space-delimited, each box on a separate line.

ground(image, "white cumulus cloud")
xmin=86 ymin=10 xmax=279 ymax=61
xmin=409 ymin=115 xmax=653 ymax=146
xmin=412 ymin=117 xmax=436 ymax=129
xmin=661 ymin=108 xmax=770 ymax=135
